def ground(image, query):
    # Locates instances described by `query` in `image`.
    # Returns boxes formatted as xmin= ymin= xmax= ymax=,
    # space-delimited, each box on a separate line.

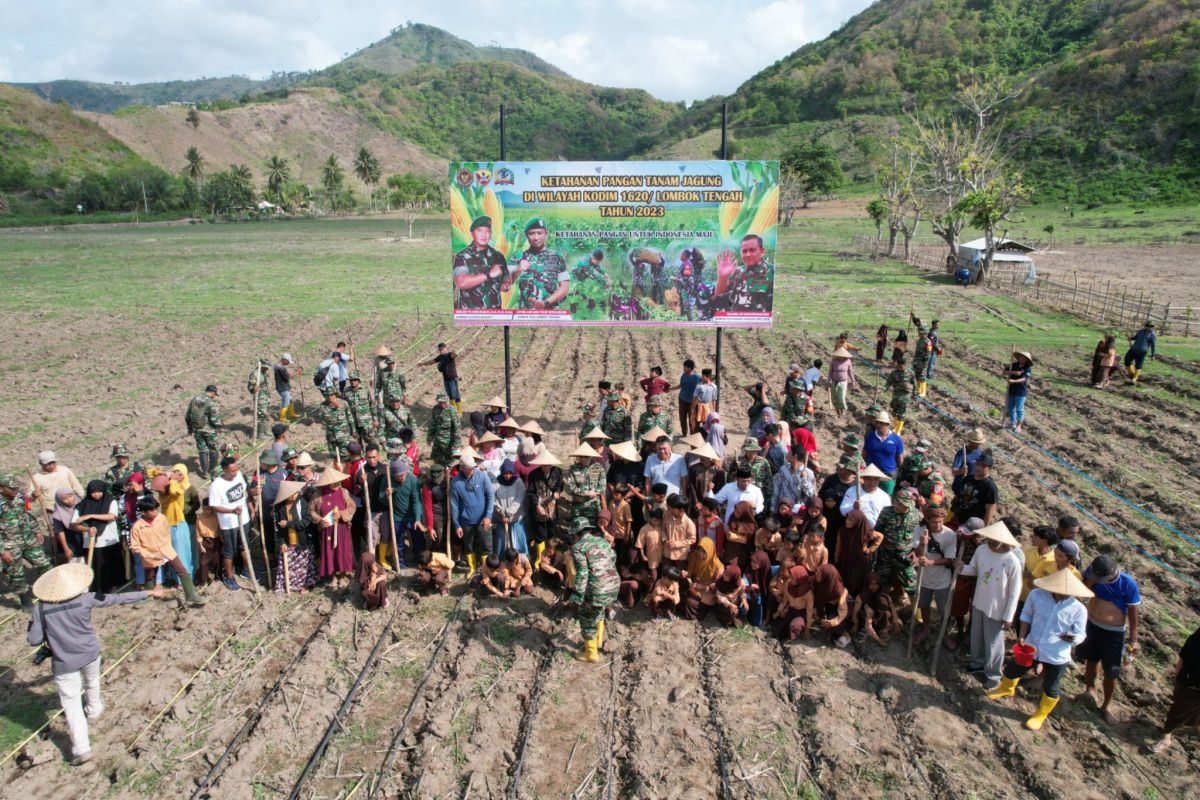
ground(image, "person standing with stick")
xmin=254 ymin=454 xmax=273 ymax=589
xmin=208 ymin=456 xmax=254 ymax=593
xmin=273 ymin=480 xmax=317 ymax=593
xmin=1 ymin=472 xmax=52 ymax=609
xmin=312 ymin=467 xmax=355 ymax=590
xmin=1002 ymin=350 xmax=1033 ymax=433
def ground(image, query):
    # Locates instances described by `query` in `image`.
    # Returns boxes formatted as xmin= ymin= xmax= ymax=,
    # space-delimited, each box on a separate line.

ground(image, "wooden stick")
xmin=86 ymin=529 xmax=96 ymax=567
xmin=384 ymin=462 xmax=401 ymax=572
xmin=25 ymin=468 xmax=60 ymax=562
xmin=929 ymin=559 xmax=963 ymax=676
xmin=906 ymin=562 xmax=924 ymax=659
xmin=238 ymin=493 xmax=260 ymax=595
xmin=256 ymin=454 xmax=273 ymax=589
xmin=444 ymin=470 xmax=452 ymax=559
xmin=360 ymin=459 xmax=374 ymax=563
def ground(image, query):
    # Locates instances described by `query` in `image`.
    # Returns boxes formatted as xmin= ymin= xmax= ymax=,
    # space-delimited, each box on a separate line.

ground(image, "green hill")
xmin=8 ymin=73 xmax=303 ymax=114
xmin=336 ymin=22 xmax=566 ymax=78
xmin=672 ymin=0 xmax=1200 ymax=203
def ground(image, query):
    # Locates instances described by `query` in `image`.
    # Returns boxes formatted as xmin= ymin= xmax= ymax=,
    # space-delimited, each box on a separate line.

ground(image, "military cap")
xmin=110 ymin=444 xmax=130 ymax=458
xmin=470 ymin=215 xmax=492 ymax=231
xmin=524 ymin=217 xmax=547 ymax=233
xmin=864 ymin=402 xmax=882 ymax=416
xmin=741 ymin=438 xmax=762 ymax=452
xmin=383 ymin=356 xmax=396 ymax=365
xmin=914 ymin=439 xmax=932 ymax=454
xmin=320 ymin=385 xmax=337 ymax=397
xmin=907 ymin=453 xmax=927 ymax=471
xmin=386 ymin=437 xmax=404 ymax=453
xmin=647 ymin=395 xmax=664 ymax=407
xmin=436 ymin=391 xmax=449 ymax=402
xmin=282 ymin=447 xmax=298 ymax=460
xmin=0 ymin=472 xmax=19 ymax=489
xmin=260 ymin=453 xmax=280 ymax=466
xmin=348 ymin=372 xmax=361 ymax=381
xmin=570 ymin=517 xmax=599 ymax=536
xmin=606 ymin=391 xmax=621 ymax=401
xmin=786 ymin=378 xmax=804 ymax=392
xmin=386 ymin=393 xmax=402 ymax=404
xmin=206 ymin=384 xmax=219 ymax=394
xmin=271 ymin=423 xmax=289 ymax=437
xmin=258 ymin=359 xmax=270 ymax=369
xmin=837 ymin=454 xmax=864 ymax=472
xmin=581 ymin=402 xmax=596 ymax=414
xmin=841 ymin=433 xmax=862 ymax=450
xmin=893 ymin=488 xmax=917 ymax=508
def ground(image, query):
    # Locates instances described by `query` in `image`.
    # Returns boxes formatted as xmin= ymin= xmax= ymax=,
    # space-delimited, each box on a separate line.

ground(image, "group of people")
xmin=4 ymin=325 xmax=1197 ymax=769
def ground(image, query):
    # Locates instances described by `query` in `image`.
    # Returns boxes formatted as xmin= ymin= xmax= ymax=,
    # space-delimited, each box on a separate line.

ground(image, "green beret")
xmin=741 ymin=438 xmax=762 ymax=452
xmin=470 ymin=216 xmax=492 ymax=232
xmin=320 ymin=386 xmax=337 ymax=397
xmin=524 ymin=217 xmax=547 ymax=233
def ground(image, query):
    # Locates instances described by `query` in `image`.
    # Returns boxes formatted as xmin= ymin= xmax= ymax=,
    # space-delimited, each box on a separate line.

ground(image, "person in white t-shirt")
xmin=207 ymin=456 xmax=251 ymax=592
xmin=707 ymin=467 xmax=764 ymax=524
xmin=642 ymin=436 xmax=688 ymax=497
xmin=912 ymin=505 xmax=958 ymax=646
xmin=838 ymin=464 xmax=891 ymax=527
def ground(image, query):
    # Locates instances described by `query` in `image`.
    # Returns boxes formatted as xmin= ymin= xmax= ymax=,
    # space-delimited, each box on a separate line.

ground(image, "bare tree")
xmin=778 ymin=168 xmax=806 ymax=226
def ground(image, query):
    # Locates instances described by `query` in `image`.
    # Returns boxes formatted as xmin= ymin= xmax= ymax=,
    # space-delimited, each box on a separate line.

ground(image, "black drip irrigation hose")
xmin=190 ymin=608 xmax=335 ymax=800
xmin=505 ymin=603 xmax=568 ymax=800
xmin=365 ymin=591 xmax=473 ymax=800
xmin=287 ymin=601 xmax=404 ymax=800
xmin=697 ymin=636 xmax=736 ymax=800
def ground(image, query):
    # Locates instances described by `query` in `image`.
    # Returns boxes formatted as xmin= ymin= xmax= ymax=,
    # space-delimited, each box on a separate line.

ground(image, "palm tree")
xmin=185 ymin=147 xmax=204 ymax=189
xmin=264 ymin=154 xmax=291 ymax=203
xmin=322 ymin=154 xmax=345 ymax=210
xmin=353 ymin=146 xmax=381 ymax=211
xmin=230 ymin=164 xmax=254 ymax=209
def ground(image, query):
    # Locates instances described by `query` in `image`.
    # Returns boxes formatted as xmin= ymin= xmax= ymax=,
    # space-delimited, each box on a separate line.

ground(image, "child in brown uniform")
xmin=714 ymin=564 xmax=749 ymax=627
xmin=479 ymin=554 xmax=512 ymax=598
xmin=772 ymin=565 xmax=814 ymax=641
xmin=415 ymin=549 xmax=453 ymax=595
xmin=647 ymin=564 xmax=682 ymax=620
xmin=635 ymin=508 xmax=665 ymax=579
xmin=504 ymin=547 xmax=535 ymax=596
xmin=358 ymin=552 xmax=389 ymax=610
xmin=609 ymin=483 xmax=634 ymax=562
xmin=799 ymin=530 xmax=828 ymax=573
xmin=850 ymin=571 xmax=898 ymax=646
xmin=538 ymin=539 xmax=567 ymax=589
xmin=754 ymin=515 xmax=783 ymax=563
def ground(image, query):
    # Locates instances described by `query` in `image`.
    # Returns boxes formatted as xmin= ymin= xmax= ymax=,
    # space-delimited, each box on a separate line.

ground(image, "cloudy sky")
xmin=0 ymin=0 xmax=873 ymax=101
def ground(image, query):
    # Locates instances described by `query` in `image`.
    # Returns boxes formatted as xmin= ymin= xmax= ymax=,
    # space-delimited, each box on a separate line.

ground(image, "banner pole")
xmin=499 ymin=102 xmax=513 ymax=412
xmin=714 ymin=101 xmax=729 ymax=409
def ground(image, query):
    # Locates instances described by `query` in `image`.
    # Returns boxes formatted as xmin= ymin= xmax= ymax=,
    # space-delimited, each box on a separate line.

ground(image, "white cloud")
xmin=0 ymin=0 xmax=873 ymax=100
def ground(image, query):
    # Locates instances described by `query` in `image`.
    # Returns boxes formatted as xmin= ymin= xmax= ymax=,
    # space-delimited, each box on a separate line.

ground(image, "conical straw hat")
xmin=860 ymin=463 xmax=889 ymax=480
xmin=33 ymin=563 xmax=94 ymax=603
xmin=641 ymin=425 xmax=669 ymax=443
xmin=373 ymin=345 xmax=393 ymax=357
xmin=681 ymin=432 xmax=707 ymax=449
xmin=976 ymin=520 xmax=1019 ymax=548
xmin=1033 ymin=568 xmax=1094 ymax=598
xmin=608 ymin=441 xmax=641 ymax=462
xmin=832 ymin=347 xmax=853 ymax=358
xmin=531 ymin=451 xmax=563 ymax=467
xmin=475 ymin=431 xmax=503 ymax=445
xmin=497 ymin=415 xmax=520 ymax=429
xmin=583 ymin=426 xmax=611 ymax=440
xmin=518 ymin=419 xmax=545 ymax=437
xmin=483 ymin=394 xmax=507 ymax=409
xmin=314 ymin=467 xmax=349 ymax=488
xmin=274 ymin=480 xmax=307 ymax=506
xmin=690 ymin=442 xmax=720 ymax=462
xmin=569 ymin=442 xmax=602 ymax=459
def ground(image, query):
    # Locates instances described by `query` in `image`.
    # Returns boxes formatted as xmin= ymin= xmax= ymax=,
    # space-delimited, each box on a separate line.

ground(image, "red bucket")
xmin=1012 ymin=642 xmax=1037 ymax=667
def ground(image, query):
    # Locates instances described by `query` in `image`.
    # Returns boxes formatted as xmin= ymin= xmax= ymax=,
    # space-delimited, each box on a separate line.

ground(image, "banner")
xmin=449 ymin=160 xmax=779 ymax=327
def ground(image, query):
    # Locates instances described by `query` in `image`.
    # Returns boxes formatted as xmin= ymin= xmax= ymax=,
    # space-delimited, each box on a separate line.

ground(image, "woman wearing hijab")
xmin=749 ymin=406 xmax=776 ymax=441
xmin=274 ymin=480 xmax=318 ymax=593
xmin=704 ymin=411 xmax=727 ymax=464
xmin=724 ymin=501 xmax=757 ymax=572
xmin=746 ymin=549 xmax=773 ymax=627
xmin=714 ymin=564 xmax=749 ymax=627
xmin=811 ymin=563 xmax=851 ymax=646
xmin=467 ymin=410 xmax=488 ymax=444
xmin=772 ymin=565 xmax=814 ymax=641
xmin=494 ymin=459 xmax=528 ymax=556
xmin=75 ymin=481 xmax=121 ymax=591
xmin=681 ymin=538 xmax=724 ymax=620
xmin=51 ymin=489 xmax=87 ymax=564
xmin=833 ymin=509 xmax=882 ymax=598
xmin=526 ymin=452 xmax=564 ymax=567
xmin=160 ymin=464 xmax=196 ymax=581
xmin=310 ymin=468 xmax=356 ymax=589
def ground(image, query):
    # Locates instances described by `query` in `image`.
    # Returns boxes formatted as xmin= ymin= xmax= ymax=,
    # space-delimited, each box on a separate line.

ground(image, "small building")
xmin=959 ymin=237 xmax=1037 ymax=285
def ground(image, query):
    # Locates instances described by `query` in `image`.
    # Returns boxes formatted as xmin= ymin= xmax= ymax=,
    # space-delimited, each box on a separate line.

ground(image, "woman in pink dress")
xmin=310 ymin=468 xmax=356 ymax=589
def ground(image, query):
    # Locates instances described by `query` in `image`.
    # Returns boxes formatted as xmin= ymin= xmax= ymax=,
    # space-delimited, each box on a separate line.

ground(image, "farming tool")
xmin=929 ymin=558 xmax=963 ymax=676
xmin=256 ymin=452 xmax=273 ymax=588
xmin=25 ymin=467 xmax=59 ymax=562
xmin=384 ymin=458 xmax=401 ymax=572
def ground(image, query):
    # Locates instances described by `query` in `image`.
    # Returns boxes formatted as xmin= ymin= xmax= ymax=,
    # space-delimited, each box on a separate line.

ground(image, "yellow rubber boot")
xmin=574 ymin=637 xmax=599 ymax=662
xmin=915 ymin=381 xmax=926 ymax=397
xmin=1126 ymin=365 xmax=1136 ymax=380
xmin=1024 ymin=694 xmax=1059 ymax=730
xmin=596 ymin=619 xmax=606 ymax=650
xmin=377 ymin=543 xmax=391 ymax=569
xmin=986 ymin=676 xmax=1019 ymax=700
xmin=278 ymin=408 xmax=290 ymax=422
xmin=1132 ymin=368 xmax=1142 ymax=384
xmin=466 ymin=553 xmax=477 ymax=579
xmin=894 ymin=419 xmax=906 ymax=435
xmin=533 ymin=541 xmax=546 ymax=570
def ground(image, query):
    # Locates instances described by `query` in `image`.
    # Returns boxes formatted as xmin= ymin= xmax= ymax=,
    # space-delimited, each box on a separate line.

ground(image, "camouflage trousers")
xmin=254 ymin=393 xmax=271 ymax=434
xmin=430 ymin=444 xmax=456 ymax=469
xmin=876 ymin=547 xmax=916 ymax=594
xmin=2 ymin=532 xmax=51 ymax=596
xmin=889 ymin=395 xmax=910 ymax=421
xmin=577 ymin=599 xmax=614 ymax=640
xmin=194 ymin=431 xmax=218 ymax=456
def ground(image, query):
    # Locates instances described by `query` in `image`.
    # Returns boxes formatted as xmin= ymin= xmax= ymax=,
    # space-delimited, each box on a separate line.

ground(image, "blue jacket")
xmin=450 ymin=469 xmax=495 ymax=528
xmin=1128 ymin=329 xmax=1156 ymax=356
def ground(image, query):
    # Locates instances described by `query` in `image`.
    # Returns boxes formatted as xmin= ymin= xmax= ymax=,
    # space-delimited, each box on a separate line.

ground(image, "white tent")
xmin=960 ymin=238 xmax=1037 ymax=285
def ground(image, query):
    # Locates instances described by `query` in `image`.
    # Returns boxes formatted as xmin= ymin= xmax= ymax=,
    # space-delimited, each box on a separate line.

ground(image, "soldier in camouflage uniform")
xmin=886 ymin=353 xmax=917 ymax=436
xmin=781 ymin=379 xmax=808 ymax=432
xmin=185 ymin=384 xmax=222 ymax=478
xmin=103 ymin=444 xmax=143 ymax=499
xmin=579 ymin=403 xmax=601 ymax=443
xmin=873 ymin=488 xmax=922 ymax=598
xmin=909 ymin=315 xmax=931 ymax=397
xmin=572 ymin=250 xmax=610 ymax=286
xmin=512 ymin=218 xmax=570 ymax=310
xmin=714 ymin=234 xmax=774 ymax=312
xmin=247 ymin=359 xmax=271 ymax=440
xmin=569 ymin=518 xmax=619 ymax=662
xmin=897 ymin=440 xmax=932 ymax=488
xmin=600 ymin=391 xmax=632 ymax=444
xmin=733 ymin=438 xmax=774 ymax=513
xmin=914 ymin=457 xmax=948 ymax=511
xmin=315 ymin=385 xmax=355 ymax=461
xmin=563 ymin=443 xmax=607 ymax=529
xmin=343 ymin=373 xmax=378 ymax=447
xmin=377 ymin=356 xmax=406 ymax=403
xmin=635 ymin=396 xmax=672 ymax=457
xmin=453 ymin=216 xmax=509 ymax=309
xmin=427 ymin=392 xmax=461 ymax=469
xmin=0 ymin=473 xmax=51 ymax=607
xmin=379 ymin=394 xmax=415 ymax=443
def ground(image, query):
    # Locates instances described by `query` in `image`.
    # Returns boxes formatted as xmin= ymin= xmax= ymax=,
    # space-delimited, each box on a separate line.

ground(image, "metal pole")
xmin=714 ymin=101 xmax=729 ymax=406
xmin=500 ymin=102 xmax=513 ymax=412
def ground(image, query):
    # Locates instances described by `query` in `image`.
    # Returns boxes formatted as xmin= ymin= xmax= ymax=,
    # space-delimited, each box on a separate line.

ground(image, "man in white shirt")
xmin=802 ymin=360 xmax=823 ymax=393
xmin=912 ymin=505 xmax=958 ymax=646
xmin=708 ymin=467 xmax=764 ymax=524
xmin=643 ymin=436 xmax=688 ymax=498
xmin=961 ymin=520 xmax=1023 ymax=690
xmin=838 ymin=464 xmax=891 ymax=527
xmin=207 ymin=456 xmax=251 ymax=592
